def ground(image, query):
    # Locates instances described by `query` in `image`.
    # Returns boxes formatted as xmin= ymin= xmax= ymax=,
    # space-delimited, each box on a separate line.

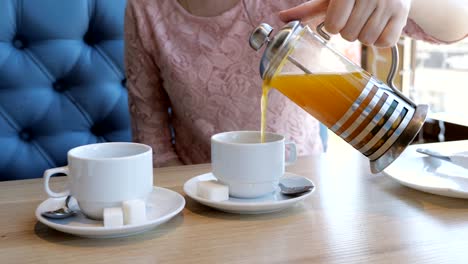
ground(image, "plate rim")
xmin=383 ymin=155 xmax=468 ymax=199
xmin=35 ymin=187 xmax=185 ymax=235
xmin=183 ymin=172 xmax=315 ymax=209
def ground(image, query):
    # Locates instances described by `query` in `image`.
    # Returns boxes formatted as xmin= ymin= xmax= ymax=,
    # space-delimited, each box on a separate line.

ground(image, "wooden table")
xmin=2 ymin=140 xmax=468 ymax=263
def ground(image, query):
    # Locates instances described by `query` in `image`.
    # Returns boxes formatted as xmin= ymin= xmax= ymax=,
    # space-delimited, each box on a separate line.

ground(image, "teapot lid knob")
xmin=249 ymin=23 xmax=273 ymax=51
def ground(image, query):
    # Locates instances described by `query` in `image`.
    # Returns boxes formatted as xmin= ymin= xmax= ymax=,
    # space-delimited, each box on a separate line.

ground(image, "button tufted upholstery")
xmin=0 ymin=0 xmax=131 ymax=180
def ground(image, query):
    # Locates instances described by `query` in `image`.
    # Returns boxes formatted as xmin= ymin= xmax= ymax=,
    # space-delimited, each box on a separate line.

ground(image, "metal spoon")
xmin=279 ymin=175 xmax=314 ymax=195
xmin=41 ymin=195 xmax=76 ymax=219
xmin=416 ymin=148 xmax=451 ymax=161
xmin=417 ymin=148 xmax=468 ymax=170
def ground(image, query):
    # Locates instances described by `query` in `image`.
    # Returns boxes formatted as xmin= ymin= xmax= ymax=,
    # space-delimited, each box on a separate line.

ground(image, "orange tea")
xmin=259 ymin=72 xmax=369 ymax=143
xmin=267 ymin=72 xmax=369 ymax=127
xmin=260 ymin=84 xmax=270 ymax=143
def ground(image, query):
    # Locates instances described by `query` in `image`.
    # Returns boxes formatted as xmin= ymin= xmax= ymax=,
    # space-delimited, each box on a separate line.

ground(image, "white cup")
xmin=43 ymin=142 xmax=153 ymax=220
xmin=211 ymin=131 xmax=296 ymax=198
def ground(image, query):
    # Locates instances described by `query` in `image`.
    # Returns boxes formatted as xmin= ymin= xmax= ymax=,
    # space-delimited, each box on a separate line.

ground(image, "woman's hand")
xmin=279 ymin=0 xmax=411 ymax=47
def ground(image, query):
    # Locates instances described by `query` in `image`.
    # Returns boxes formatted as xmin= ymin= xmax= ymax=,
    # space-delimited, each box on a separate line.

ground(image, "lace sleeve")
xmin=124 ymin=2 xmax=179 ymax=166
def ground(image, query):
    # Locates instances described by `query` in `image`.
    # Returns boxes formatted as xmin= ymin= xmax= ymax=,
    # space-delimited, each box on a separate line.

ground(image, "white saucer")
xmin=384 ymin=154 xmax=468 ymax=199
xmin=183 ymin=172 xmax=315 ymax=214
xmin=35 ymin=187 xmax=185 ymax=238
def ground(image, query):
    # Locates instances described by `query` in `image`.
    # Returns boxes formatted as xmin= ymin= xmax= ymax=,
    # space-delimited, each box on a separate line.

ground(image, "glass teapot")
xmin=249 ymin=21 xmax=428 ymax=173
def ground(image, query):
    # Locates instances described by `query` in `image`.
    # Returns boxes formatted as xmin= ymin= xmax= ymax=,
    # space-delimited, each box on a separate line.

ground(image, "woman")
xmin=125 ymin=0 xmax=323 ymax=167
xmin=125 ymin=0 xmax=467 ymax=167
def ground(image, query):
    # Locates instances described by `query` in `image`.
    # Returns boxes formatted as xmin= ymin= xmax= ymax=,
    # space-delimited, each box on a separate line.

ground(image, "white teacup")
xmin=43 ymin=142 xmax=153 ymax=220
xmin=211 ymin=131 xmax=296 ymax=198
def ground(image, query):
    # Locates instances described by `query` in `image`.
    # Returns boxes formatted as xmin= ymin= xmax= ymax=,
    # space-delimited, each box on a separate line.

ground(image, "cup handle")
xmin=43 ymin=166 xmax=71 ymax=198
xmin=285 ymin=142 xmax=297 ymax=166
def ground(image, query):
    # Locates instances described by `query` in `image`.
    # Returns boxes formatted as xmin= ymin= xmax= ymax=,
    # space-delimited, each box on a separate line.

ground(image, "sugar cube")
xmin=197 ymin=180 xmax=229 ymax=201
xmin=122 ymin=199 xmax=146 ymax=225
xmin=103 ymin=207 xmax=124 ymax=228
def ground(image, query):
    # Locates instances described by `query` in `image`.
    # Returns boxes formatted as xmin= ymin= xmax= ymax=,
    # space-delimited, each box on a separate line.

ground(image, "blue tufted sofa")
xmin=0 ymin=0 xmax=131 ymax=181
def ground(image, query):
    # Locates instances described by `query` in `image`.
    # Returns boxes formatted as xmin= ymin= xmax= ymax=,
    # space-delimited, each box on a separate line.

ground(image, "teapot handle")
xmin=316 ymin=22 xmax=417 ymax=108
xmin=386 ymin=47 xmax=417 ymax=107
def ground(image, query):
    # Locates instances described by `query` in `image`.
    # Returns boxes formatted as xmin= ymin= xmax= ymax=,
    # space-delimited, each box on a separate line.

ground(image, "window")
xmin=411 ymin=38 xmax=468 ymax=125
xmin=362 ymin=37 xmax=468 ymax=143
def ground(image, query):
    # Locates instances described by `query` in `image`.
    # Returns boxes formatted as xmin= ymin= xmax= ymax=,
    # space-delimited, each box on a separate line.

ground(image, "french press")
xmin=249 ymin=21 xmax=428 ymax=173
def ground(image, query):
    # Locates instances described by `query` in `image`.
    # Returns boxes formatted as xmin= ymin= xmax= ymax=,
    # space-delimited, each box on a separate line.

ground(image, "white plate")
xmin=183 ymin=172 xmax=315 ymax=214
xmin=35 ymin=187 xmax=185 ymax=238
xmin=384 ymin=154 xmax=468 ymax=199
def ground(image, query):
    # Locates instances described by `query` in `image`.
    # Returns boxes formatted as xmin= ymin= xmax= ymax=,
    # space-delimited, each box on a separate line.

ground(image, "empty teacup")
xmin=211 ymin=131 xmax=296 ymax=198
xmin=43 ymin=142 xmax=153 ymax=220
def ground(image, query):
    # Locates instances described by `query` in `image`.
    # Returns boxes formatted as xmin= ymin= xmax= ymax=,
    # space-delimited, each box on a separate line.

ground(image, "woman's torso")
xmin=132 ymin=0 xmax=322 ymax=164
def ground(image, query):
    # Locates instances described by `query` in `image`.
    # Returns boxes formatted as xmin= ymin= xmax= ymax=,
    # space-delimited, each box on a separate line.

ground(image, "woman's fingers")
xmin=376 ymin=1 xmax=410 ymax=47
xmin=324 ymin=0 xmax=355 ymax=34
xmin=279 ymin=0 xmax=411 ymax=47
xmin=340 ymin=0 xmax=377 ymax=42
xmin=375 ymin=14 xmax=408 ymax=47
xmin=358 ymin=7 xmax=392 ymax=46
xmin=279 ymin=0 xmax=329 ymax=22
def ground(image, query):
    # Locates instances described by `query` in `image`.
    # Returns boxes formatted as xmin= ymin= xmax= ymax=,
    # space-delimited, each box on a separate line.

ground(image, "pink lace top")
xmin=125 ymin=0 xmax=322 ymax=167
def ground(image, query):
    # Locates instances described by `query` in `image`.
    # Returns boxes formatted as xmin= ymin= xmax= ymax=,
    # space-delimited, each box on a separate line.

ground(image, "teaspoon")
xmin=417 ymin=148 xmax=468 ymax=170
xmin=416 ymin=148 xmax=451 ymax=161
xmin=41 ymin=195 xmax=76 ymax=219
xmin=279 ymin=175 xmax=314 ymax=195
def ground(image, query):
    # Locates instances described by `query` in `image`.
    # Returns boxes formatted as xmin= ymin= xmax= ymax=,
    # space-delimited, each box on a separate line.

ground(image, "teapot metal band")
xmin=330 ymin=81 xmax=374 ymax=132
xmin=330 ymin=77 xmax=415 ymax=160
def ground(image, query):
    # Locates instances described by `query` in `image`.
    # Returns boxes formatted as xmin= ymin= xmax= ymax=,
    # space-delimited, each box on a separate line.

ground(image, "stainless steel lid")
xmin=249 ymin=21 xmax=303 ymax=80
